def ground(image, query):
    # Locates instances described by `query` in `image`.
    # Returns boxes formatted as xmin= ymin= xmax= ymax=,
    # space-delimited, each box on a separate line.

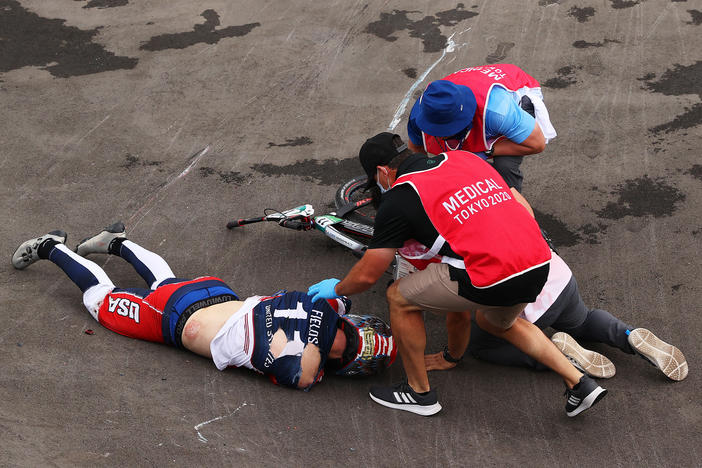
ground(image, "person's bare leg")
xmin=476 ymin=312 xmax=582 ymax=388
xmin=328 ymin=326 xmax=347 ymax=359
xmin=387 ymin=281 xmax=430 ymax=392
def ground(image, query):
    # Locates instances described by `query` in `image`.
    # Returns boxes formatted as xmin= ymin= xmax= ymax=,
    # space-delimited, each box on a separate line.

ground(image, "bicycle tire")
xmin=334 ymin=175 xmax=376 ymax=228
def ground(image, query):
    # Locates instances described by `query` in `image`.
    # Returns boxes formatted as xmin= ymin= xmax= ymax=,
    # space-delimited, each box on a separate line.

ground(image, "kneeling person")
xmin=12 ymin=223 xmax=396 ymax=389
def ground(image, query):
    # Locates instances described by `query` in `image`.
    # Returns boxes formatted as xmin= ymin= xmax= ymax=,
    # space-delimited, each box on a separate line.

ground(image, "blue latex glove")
xmin=307 ymin=278 xmax=341 ymax=302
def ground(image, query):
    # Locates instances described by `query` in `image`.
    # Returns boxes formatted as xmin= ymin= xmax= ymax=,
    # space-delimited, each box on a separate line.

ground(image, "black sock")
xmin=416 ymin=390 xmax=430 ymax=396
xmin=37 ymin=239 xmax=59 ymax=259
xmin=108 ymin=237 xmax=127 ymax=256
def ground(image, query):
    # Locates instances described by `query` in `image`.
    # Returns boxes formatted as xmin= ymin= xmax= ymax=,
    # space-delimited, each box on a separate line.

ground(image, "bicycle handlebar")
xmin=226 ymin=217 xmax=266 ymax=229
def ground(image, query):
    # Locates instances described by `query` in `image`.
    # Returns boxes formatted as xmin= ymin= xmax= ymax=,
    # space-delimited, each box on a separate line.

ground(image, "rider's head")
xmin=359 ymin=132 xmax=411 ymax=191
xmin=326 ymin=314 xmax=396 ymax=377
xmin=415 ymin=80 xmax=476 ymax=138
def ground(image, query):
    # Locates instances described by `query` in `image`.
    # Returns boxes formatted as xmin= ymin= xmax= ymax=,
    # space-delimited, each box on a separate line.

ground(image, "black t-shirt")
xmin=368 ymin=153 xmax=460 ymax=260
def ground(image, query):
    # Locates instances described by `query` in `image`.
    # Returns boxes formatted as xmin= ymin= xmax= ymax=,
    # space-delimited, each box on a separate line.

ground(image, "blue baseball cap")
xmin=415 ymin=80 xmax=476 ymax=137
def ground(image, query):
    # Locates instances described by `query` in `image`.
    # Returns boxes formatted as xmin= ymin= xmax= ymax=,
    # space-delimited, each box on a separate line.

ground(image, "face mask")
xmin=377 ymin=180 xmax=388 ymax=194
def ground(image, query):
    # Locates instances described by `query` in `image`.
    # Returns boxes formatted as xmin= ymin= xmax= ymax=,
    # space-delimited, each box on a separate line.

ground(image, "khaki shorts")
xmin=397 ymin=262 xmax=526 ymax=329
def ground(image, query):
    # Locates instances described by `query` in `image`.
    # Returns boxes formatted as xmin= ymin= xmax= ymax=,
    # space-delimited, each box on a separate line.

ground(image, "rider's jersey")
xmin=210 ymin=291 xmax=346 ymax=388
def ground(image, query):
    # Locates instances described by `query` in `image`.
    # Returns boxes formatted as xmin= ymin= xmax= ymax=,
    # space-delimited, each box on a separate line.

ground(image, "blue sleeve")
xmin=484 ymin=87 xmax=535 ymax=144
xmin=406 ymin=100 xmax=423 ymax=146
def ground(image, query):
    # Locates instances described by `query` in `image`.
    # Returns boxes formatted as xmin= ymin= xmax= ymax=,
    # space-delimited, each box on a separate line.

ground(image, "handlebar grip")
xmin=226 ymin=217 xmax=264 ymax=229
xmin=278 ymin=219 xmax=305 ymax=230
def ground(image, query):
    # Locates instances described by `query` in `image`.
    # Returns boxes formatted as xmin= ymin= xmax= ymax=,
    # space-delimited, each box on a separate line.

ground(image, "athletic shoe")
xmin=369 ymin=381 xmax=442 ymax=416
xmin=552 ymin=332 xmax=616 ymax=379
xmin=12 ymin=230 xmax=67 ymax=269
xmin=75 ymin=222 xmax=126 ymax=256
xmin=564 ymin=375 xmax=607 ymax=417
xmin=628 ymin=328 xmax=688 ymax=381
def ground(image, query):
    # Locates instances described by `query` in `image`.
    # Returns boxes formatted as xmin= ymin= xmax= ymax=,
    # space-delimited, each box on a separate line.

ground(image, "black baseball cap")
xmin=359 ymin=132 xmax=408 ymax=189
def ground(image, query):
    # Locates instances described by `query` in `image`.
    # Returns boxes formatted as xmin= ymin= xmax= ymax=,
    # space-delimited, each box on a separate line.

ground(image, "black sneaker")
xmin=369 ymin=381 xmax=442 ymax=416
xmin=564 ymin=375 xmax=607 ymax=417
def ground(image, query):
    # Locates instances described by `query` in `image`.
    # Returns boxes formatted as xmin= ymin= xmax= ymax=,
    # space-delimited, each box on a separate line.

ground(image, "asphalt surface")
xmin=1 ymin=1 xmax=701 ymax=466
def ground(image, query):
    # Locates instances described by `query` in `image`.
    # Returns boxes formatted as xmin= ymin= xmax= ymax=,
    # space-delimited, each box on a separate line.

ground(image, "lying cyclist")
xmin=12 ymin=223 xmax=396 ymax=389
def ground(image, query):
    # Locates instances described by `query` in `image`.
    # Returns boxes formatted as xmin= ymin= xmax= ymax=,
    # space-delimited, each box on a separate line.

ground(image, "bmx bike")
xmin=225 ymin=175 xmax=417 ymax=280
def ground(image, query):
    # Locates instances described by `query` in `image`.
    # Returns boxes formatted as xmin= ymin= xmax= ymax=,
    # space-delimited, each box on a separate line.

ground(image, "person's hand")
xmin=424 ymin=351 xmax=457 ymax=371
xmin=307 ymin=278 xmax=341 ymax=302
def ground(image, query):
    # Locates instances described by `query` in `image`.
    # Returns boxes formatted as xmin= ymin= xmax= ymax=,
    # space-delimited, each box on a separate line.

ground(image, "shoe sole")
xmin=628 ymin=328 xmax=688 ymax=381
xmin=369 ymin=393 xmax=442 ymax=416
xmin=552 ymin=332 xmax=616 ymax=379
xmin=566 ymin=386 xmax=607 ymax=417
xmin=12 ymin=231 xmax=67 ymax=269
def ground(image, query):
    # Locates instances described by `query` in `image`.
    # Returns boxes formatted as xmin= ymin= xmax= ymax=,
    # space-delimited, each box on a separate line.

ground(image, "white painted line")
xmin=387 ymin=29 xmax=471 ymax=131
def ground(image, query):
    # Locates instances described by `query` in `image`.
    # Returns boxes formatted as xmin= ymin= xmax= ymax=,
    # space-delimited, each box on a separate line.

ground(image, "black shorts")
xmin=450 ymin=263 xmax=550 ymax=306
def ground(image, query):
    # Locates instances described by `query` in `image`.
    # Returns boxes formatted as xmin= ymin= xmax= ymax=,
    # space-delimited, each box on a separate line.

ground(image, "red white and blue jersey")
xmin=210 ymin=291 xmax=348 ymax=388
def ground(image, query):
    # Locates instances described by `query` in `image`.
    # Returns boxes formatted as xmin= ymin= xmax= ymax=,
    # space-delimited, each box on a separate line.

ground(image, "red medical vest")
xmin=422 ymin=64 xmax=540 ymax=155
xmin=393 ymin=151 xmax=551 ymax=287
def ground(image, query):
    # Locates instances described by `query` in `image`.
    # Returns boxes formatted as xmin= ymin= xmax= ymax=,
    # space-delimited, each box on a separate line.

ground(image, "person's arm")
xmin=510 ymin=187 xmax=534 ymax=217
xmin=491 ymin=123 xmax=545 ymax=156
xmin=334 ymin=248 xmax=396 ymax=296
xmin=485 ymin=89 xmax=545 ymax=156
xmin=425 ymin=310 xmax=472 ymax=371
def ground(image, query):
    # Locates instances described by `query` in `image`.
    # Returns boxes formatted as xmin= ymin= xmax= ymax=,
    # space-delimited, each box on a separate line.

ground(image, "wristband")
xmin=442 ymin=345 xmax=462 ymax=363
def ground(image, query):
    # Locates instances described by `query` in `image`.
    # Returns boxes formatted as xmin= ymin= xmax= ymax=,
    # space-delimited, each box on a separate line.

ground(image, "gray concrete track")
xmin=1 ymin=1 xmax=700 ymax=466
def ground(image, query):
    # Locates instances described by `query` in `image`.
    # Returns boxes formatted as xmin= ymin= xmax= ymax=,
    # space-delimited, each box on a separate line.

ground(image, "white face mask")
xmin=376 ymin=167 xmax=389 ymax=193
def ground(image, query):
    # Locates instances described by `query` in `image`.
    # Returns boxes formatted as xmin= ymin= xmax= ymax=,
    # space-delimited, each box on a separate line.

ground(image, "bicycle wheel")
xmin=334 ymin=175 xmax=376 ymax=228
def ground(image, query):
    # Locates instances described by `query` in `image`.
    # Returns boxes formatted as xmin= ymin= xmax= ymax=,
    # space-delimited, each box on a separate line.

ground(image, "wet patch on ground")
xmin=534 ymin=209 xmax=582 ymax=247
xmin=199 ymin=167 xmax=247 ymax=185
xmin=267 ymin=137 xmax=313 ymax=148
xmin=140 ymin=10 xmax=260 ymax=51
xmin=568 ymin=6 xmax=596 ymax=22
xmin=485 ymin=42 xmax=515 ymax=64
xmin=251 ymin=157 xmax=361 ymax=186
xmin=573 ymin=38 xmax=621 ymax=49
xmin=403 ymin=68 xmax=418 ymax=79
xmin=687 ymin=10 xmax=702 ymax=25
xmin=0 ymin=0 xmax=138 ymax=77
xmin=596 ymin=176 xmax=685 ymax=219
xmin=542 ymin=65 xmax=580 ymax=88
xmin=686 ymin=164 xmax=702 ymax=181
xmin=610 ymin=0 xmax=643 ymax=9
xmin=642 ymin=61 xmax=702 ymax=134
xmin=119 ymin=153 xmax=163 ymax=169
xmin=76 ymin=0 xmax=128 ymax=8
xmin=364 ymin=4 xmax=478 ymax=53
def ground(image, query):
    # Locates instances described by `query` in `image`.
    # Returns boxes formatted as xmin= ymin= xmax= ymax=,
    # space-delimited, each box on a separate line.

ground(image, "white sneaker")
xmin=12 ymin=230 xmax=67 ymax=269
xmin=628 ymin=328 xmax=688 ymax=381
xmin=552 ymin=332 xmax=616 ymax=379
xmin=75 ymin=222 xmax=126 ymax=256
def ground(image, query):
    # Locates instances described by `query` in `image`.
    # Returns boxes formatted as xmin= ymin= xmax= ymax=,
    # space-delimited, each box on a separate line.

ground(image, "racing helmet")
xmin=333 ymin=314 xmax=397 ymax=377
